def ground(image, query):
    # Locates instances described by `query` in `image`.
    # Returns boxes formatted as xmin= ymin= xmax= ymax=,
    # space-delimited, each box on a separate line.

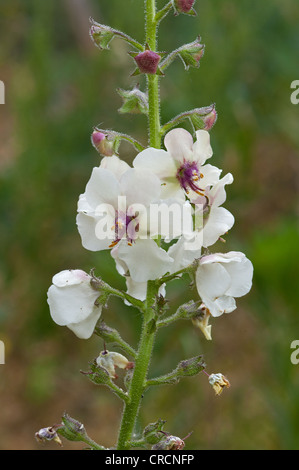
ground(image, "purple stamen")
xmin=176 ymin=160 xmax=204 ymax=194
xmin=110 ymin=210 xmax=139 ymax=247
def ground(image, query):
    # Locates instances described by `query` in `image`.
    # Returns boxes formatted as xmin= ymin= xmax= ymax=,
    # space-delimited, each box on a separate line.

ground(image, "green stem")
xmin=116 ymin=0 xmax=163 ymax=450
xmin=155 ymin=1 xmax=173 ymax=24
xmin=146 ymin=0 xmax=161 ymax=148
xmin=116 ymin=281 xmax=158 ymax=450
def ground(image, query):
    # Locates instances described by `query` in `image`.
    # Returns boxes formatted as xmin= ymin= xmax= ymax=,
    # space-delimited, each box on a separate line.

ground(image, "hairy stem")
xmin=146 ymin=0 xmax=161 ymax=148
xmin=116 ymin=0 xmax=163 ymax=449
xmin=116 ymin=281 xmax=158 ymax=449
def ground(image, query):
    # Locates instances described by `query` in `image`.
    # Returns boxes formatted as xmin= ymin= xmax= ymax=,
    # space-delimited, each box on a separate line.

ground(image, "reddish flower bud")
xmin=176 ymin=0 xmax=195 ymax=12
xmin=173 ymin=0 xmax=196 ymax=15
xmin=133 ymin=50 xmax=162 ymax=75
xmin=91 ymin=131 xmax=115 ymax=157
xmin=202 ymin=105 xmax=217 ymax=131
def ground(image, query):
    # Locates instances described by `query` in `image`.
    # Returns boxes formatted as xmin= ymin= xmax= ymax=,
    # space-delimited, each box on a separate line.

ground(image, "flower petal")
xmin=208 ymin=172 xmax=234 ymax=207
xmin=120 ymin=168 xmax=161 ymax=207
xmin=196 ymin=262 xmax=231 ymax=316
xmin=141 ymin=199 xmax=194 ymax=241
xmin=52 ymin=269 xmax=90 ymax=288
xmin=84 ymin=167 xmax=120 ymax=209
xmin=99 ymin=155 xmax=131 ymax=179
xmin=192 ymin=129 xmax=213 ymax=164
xmin=116 ymin=239 xmax=174 ymax=282
xmin=224 ymin=254 xmax=254 ymax=297
xmin=76 ymin=211 xmax=114 ymax=251
xmin=202 ymin=206 xmax=235 ymax=248
xmin=47 ymin=282 xmax=99 ymax=326
xmin=67 ymin=307 xmax=102 ymax=339
xmin=133 ymin=147 xmax=177 ymax=179
xmin=164 ymin=128 xmax=194 ymax=163
xmin=167 ymin=235 xmax=202 ymax=272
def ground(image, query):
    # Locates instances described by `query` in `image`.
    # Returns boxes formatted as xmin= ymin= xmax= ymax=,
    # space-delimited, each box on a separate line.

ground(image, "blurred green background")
xmin=0 ymin=0 xmax=298 ymax=450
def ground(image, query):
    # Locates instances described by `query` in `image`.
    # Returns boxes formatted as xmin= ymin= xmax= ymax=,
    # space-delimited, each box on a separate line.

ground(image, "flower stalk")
xmin=40 ymin=0 xmax=254 ymax=451
xmin=146 ymin=0 xmax=161 ymax=148
xmin=116 ymin=281 xmax=159 ymax=449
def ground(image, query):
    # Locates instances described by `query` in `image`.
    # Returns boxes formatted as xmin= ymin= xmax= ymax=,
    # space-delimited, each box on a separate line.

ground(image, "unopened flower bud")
xmin=209 ymin=373 xmax=230 ymax=396
xmin=91 ymin=131 xmax=116 ymax=157
xmin=59 ymin=413 xmax=88 ymax=442
xmin=201 ymin=104 xmax=217 ymax=130
xmin=117 ymin=85 xmax=148 ymax=114
xmin=131 ymin=49 xmax=163 ymax=75
xmin=173 ymin=0 xmax=196 ymax=14
xmin=176 ymin=355 xmax=206 ymax=377
xmin=152 ymin=432 xmax=190 ymax=450
xmin=96 ymin=350 xmax=134 ymax=379
xmin=35 ymin=425 xmax=63 ymax=447
xmin=179 ymin=37 xmax=205 ymax=70
xmin=89 ymin=23 xmax=114 ymax=50
xmin=143 ymin=419 xmax=167 ymax=445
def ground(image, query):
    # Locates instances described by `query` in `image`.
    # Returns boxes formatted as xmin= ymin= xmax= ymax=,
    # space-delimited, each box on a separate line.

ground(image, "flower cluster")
xmin=42 ymin=0 xmax=254 ymax=452
xmin=47 ymin=128 xmax=253 ymax=340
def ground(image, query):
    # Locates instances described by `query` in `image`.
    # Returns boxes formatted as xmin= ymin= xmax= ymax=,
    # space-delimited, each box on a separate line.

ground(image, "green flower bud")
xmin=89 ymin=23 xmax=115 ymax=50
xmin=179 ymin=37 xmax=205 ymax=70
xmin=58 ymin=413 xmax=88 ymax=442
xmin=143 ymin=419 xmax=167 ymax=445
xmin=117 ymin=85 xmax=148 ymax=114
xmin=176 ymin=355 xmax=206 ymax=377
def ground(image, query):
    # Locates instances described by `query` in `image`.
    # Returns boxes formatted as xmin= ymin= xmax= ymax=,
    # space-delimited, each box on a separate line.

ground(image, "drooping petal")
xmin=67 ymin=306 xmax=102 ymax=339
xmin=47 ymin=281 xmax=99 ymax=326
xmin=116 ymin=239 xmax=174 ymax=282
xmin=196 ymin=262 xmax=231 ymax=317
xmin=202 ymin=206 xmax=235 ymax=248
xmin=126 ymin=277 xmax=148 ymax=301
xmin=164 ymin=128 xmax=194 ymax=164
xmin=224 ymin=254 xmax=254 ymax=298
xmin=167 ymin=235 xmax=202 ymax=273
xmin=213 ymin=295 xmax=237 ymax=315
xmin=125 ymin=277 xmax=166 ymax=302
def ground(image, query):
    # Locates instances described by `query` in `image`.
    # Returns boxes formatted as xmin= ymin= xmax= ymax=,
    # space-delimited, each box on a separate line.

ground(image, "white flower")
xmin=112 ymin=237 xmax=173 ymax=283
xmin=47 ymin=269 xmax=101 ymax=339
xmin=133 ymin=128 xmax=221 ymax=201
xmin=192 ymin=172 xmax=235 ymax=248
xmin=167 ymin=235 xmax=202 ymax=273
xmin=76 ymin=165 xmax=162 ymax=251
xmin=195 ymin=251 xmax=253 ymax=317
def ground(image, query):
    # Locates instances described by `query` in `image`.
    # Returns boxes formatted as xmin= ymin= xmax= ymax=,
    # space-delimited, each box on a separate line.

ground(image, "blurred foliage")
xmin=0 ymin=0 xmax=298 ymax=450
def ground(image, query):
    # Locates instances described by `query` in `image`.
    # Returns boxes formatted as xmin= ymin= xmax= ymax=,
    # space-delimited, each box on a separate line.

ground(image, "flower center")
xmin=109 ymin=210 xmax=139 ymax=248
xmin=176 ymin=160 xmax=204 ymax=195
